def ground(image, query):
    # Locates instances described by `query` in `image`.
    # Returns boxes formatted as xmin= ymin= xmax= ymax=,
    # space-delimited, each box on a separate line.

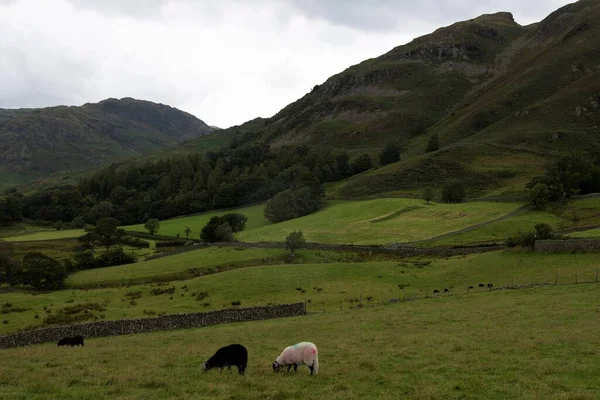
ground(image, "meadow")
xmin=0 ymin=284 xmax=598 ymax=399
xmin=123 ymin=204 xmax=268 ymax=239
xmin=4 ymin=229 xmax=86 ymax=243
xmin=2 ymin=249 xmax=599 ymax=335
xmin=569 ymin=228 xmax=600 ymax=238
xmin=237 ymin=199 xmax=522 ymax=244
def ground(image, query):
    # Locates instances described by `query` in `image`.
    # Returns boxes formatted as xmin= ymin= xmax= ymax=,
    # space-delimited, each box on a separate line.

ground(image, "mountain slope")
xmin=0 ymin=98 xmax=215 ymax=183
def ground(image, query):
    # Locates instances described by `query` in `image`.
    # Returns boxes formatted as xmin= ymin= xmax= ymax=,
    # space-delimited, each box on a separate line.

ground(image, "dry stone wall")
xmin=534 ymin=239 xmax=600 ymax=253
xmin=0 ymin=302 xmax=305 ymax=350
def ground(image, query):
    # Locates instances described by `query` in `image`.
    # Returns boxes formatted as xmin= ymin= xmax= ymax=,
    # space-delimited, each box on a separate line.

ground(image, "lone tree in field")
xmin=184 ymin=227 xmax=192 ymax=239
xmin=425 ymin=133 xmax=439 ymax=153
xmin=18 ymin=252 xmax=67 ymax=290
xmin=95 ymin=217 xmax=125 ymax=250
xmin=423 ymin=187 xmax=435 ymax=205
xmin=379 ymin=144 xmax=401 ymax=166
xmin=528 ymin=183 xmax=551 ymax=210
xmin=144 ymin=218 xmax=160 ymax=235
xmin=285 ymin=231 xmax=306 ymax=256
xmin=441 ymin=181 xmax=465 ymax=203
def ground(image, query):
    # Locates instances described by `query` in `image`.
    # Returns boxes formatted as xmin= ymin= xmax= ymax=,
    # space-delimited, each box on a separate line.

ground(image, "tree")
xmin=534 ymin=223 xmax=554 ymax=240
xmin=265 ymin=190 xmax=299 ymax=223
xmin=19 ymin=252 xmax=67 ymax=290
xmin=285 ymin=231 xmax=306 ymax=256
xmin=184 ymin=227 xmax=192 ymax=239
xmin=77 ymin=232 xmax=100 ymax=251
xmin=144 ymin=218 xmax=160 ymax=235
xmin=221 ymin=214 xmax=248 ymax=233
xmin=0 ymin=241 xmax=19 ymax=285
xmin=528 ymin=183 xmax=551 ymax=210
xmin=425 ymin=133 xmax=439 ymax=153
xmin=350 ymin=154 xmax=373 ymax=175
xmin=95 ymin=217 xmax=124 ymax=250
xmin=379 ymin=144 xmax=401 ymax=166
xmin=200 ymin=215 xmax=246 ymax=243
xmin=441 ymin=181 xmax=465 ymax=203
xmin=423 ymin=187 xmax=435 ymax=205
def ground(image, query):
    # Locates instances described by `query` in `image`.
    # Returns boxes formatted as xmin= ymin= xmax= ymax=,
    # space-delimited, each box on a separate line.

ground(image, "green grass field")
xmin=1 ymin=284 xmax=598 ymax=399
xmin=0 ymin=223 xmax=54 ymax=239
xmin=569 ymin=228 xmax=600 ymax=238
xmin=3 ymin=249 xmax=599 ymax=335
xmin=123 ymin=204 xmax=268 ymax=239
xmin=4 ymin=229 xmax=85 ymax=243
xmin=238 ymin=199 xmax=522 ymax=244
xmin=66 ymin=247 xmax=328 ymax=288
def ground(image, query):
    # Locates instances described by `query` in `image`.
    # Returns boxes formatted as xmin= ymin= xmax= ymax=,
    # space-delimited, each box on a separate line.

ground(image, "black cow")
xmin=57 ymin=335 xmax=84 ymax=347
xmin=203 ymin=344 xmax=248 ymax=375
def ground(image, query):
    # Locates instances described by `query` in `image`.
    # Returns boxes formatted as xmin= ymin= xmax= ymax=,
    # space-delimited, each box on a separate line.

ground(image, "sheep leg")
xmin=287 ymin=365 xmax=292 ymax=372
xmin=309 ymin=364 xmax=314 ymax=375
xmin=293 ymin=364 xmax=298 ymax=372
xmin=237 ymin=365 xmax=244 ymax=375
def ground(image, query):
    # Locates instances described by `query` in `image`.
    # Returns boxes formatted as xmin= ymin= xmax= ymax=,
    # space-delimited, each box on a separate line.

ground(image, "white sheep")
xmin=272 ymin=342 xmax=319 ymax=375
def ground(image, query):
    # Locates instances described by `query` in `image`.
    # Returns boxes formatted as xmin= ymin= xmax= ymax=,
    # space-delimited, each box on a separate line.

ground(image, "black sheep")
xmin=468 ymin=286 xmax=474 ymax=289
xmin=433 ymin=290 xmax=440 ymax=294
xmin=203 ymin=344 xmax=248 ymax=375
xmin=57 ymin=335 xmax=84 ymax=347
xmin=478 ymin=283 xmax=485 ymax=288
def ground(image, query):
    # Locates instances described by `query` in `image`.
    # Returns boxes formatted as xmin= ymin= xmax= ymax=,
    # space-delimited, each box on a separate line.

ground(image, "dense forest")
xmin=0 ymin=135 xmax=370 ymax=227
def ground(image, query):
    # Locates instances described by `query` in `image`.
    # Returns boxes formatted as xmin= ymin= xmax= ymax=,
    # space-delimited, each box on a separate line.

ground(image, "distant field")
xmin=0 ymin=223 xmax=54 ymax=239
xmin=1 ymin=284 xmax=598 ymax=399
xmin=569 ymin=228 xmax=600 ymax=238
xmin=239 ymin=199 xmax=522 ymax=244
xmin=3 ymin=250 xmax=599 ymax=335
xmin=123 ymin=204 xmax=268 ymax=239
xmin=66 ymin=246 xmax=310 ymax=288
xmin=4 ymin=229 xmax=85 ymax=242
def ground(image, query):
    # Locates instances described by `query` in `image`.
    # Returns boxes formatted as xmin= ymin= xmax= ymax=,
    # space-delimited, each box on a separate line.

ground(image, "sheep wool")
xmin=275 ymin=342 xmax=319 ymax=374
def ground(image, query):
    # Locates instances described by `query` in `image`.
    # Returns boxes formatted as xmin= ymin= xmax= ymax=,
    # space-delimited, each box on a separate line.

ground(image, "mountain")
xmin=207 ymin=0 xmax=600 ymax=198
xmin=0 ymin=98 xmax=215 ymax=185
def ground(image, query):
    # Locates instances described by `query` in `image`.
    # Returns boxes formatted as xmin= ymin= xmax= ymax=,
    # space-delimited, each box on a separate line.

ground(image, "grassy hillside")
xmin=0 ymin=98 xmax=215 ymax=184
xmin=238 ymin=199 xmax=522 ymax=244
xmin=3 ymin=249 xmax=599 ymax=335
xmin=1 ymin=284 xmax=598 ymax=399
xmin=123 ymin=203 xmax=268 ymax=239
xmin=4 ymin=229 xmax=85 ymax=243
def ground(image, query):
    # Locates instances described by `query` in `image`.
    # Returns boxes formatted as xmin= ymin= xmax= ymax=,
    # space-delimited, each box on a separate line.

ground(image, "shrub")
xmin=155 ymin=240 xmax=187 ymax=248
xmin=200 ymin=214 xmax=248 ymax=242
xmin=195 ymin=292 xmax=209 ymax=301
xmin=350 ymin=153 xmax=373 ymax=175
xmin=441 ymin=181 xmax=465 ymax=203
xmin=506 ymin=231 xmax=536 ymax=249
xmin=96 ymin=247 xmax=137 ymax=268
xmin=425 ymin=133 xmax=439 ymax=153
xmin=528 ymin=183 xmax=551 ymax=210
xmin=144 ymin=218 xmax=160 ymax=235
xmin=150 ymin=286 xmax=175 ymax=296
xmin=379 ymin=144 xmax=400 ymax=166
xmin=120 ymin=236 xmax=150 ymax=248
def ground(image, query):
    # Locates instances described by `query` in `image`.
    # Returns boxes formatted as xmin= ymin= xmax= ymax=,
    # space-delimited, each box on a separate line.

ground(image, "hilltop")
xmin=0 ymin=98 xmax=215 ymax=185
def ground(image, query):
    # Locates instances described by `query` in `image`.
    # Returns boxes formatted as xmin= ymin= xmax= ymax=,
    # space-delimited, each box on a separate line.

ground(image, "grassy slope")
xmin=4 ymin=229 xmax=85 ymax=243
xmin=0 ymin=284 xmax=598 ymax=399
xmin=2 ymin=249 xmax=599 ymax=335
xmin=239 ymin=199 xmax=521 ymax=244
xmin=569 ymin=228 xmax=600 ymax=238
xmin=123 ymin=204 xmax=268 ymax=239
xmin=66 ymin=247 xmax=305 ymax=287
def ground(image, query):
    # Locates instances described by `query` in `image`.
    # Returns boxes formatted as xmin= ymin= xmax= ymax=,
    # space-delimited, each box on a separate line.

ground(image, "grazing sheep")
xmin=444 ymin=288 xmax=449 ymax=293
xmin=487 ymin=283 xmax=493 ymax=289
xmin=203 ymin=344 xmax=248 ymax=375
xmin=273 ymin=342 xmax=319 ymax=375
xmin=478 ymin=283 xmax=485 ymax=288
xmin=468 ymin=286 xmax=474 ymax=290
xmin=57 ymin=335 xmax=84 ymax=347
xmin=433 ymin=290 xmax=440 ymax=294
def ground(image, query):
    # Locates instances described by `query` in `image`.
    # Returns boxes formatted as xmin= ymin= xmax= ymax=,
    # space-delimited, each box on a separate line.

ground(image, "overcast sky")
xmin=0 ymin=0 xmax=570 ymax=128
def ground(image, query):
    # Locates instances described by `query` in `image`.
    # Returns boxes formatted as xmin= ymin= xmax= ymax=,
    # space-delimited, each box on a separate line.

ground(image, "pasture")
xmin=0 ymin=284 xmax=598 ymax=399
xmin=238 ymin=199 xmax=522 ymax=244
xmin=4 ymin=229 xmax=86 ymax=243
xmin=2 ymin=249 xmax=599 ymax=335
xmin=123 ymin=204 xmax=268 ymax=239
xmin=569 ymin=228 xmax=600 ymax=238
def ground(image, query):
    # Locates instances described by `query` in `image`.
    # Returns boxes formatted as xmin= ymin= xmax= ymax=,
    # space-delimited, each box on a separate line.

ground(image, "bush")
xmin=379 ymin=144 xmax=400 ymax=166
xmin=528 ymin=183 xmax=551 ymax=210
xmin=200 ymin=213 xmax=247 ymax=243
xmin=425 ymin=133 xmax=439 ymax=153
xmin=155 ymin=240 xmax=187 ymax=248
xmin=17 ymin=252 xmax=67 ymax=290
xmin=120 ymin=236 xmax=150 ymax=248
xmin=150 ymin=286 xmax=175 ymax=296
xmin=264 ymin=187 xmax=323 ymax=224
xmin=350 ymin=153 xmax=373 ymax=175
xmin=96 ymin=247 xmax=137 ymax=267
xmin=441 ymin=181 xmax=465 ymax=203
xmin=195 ymin=291 xmax=209 ymax=301
xmin=144 ymin=218 xmax=160 ymax=235
xmin=506 ymin=231 xmax=536 ymax=249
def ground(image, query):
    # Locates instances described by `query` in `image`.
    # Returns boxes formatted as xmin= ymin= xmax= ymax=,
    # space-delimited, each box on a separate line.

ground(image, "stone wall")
xmin=534 ymin=239 xmax=600 ymax=253
xmin=0 ymin=302 xmax=305 ymax=350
